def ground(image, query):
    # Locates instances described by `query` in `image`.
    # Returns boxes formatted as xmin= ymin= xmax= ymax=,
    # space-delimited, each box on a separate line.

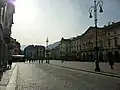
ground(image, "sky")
xmin=11 ymin=0 xmax=120 ymax=46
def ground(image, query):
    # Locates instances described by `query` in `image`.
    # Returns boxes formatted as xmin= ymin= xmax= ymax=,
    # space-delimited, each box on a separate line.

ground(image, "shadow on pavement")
xmin=0 ymin=66 xmax=12 ymax=81
xmin=114 ymin=68 xmax=120 ymax=71
xmin=0 ymin=72 xmax=3 ymax=81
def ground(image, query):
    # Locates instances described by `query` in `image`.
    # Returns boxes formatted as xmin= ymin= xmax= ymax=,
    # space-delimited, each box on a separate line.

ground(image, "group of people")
xmin=25 ymin=59 xmax=50 ymax=64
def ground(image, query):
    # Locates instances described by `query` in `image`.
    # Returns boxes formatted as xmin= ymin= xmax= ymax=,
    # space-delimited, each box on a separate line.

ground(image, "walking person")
xmin=8 ymin=59 xmax=12 ymax=69
xmin=46 ymin=59 xmax=48 ymax=63
xmin=109 ymin=59 xmax=114 ymax=70
xmin=61 ymin=56 xmax=64 ymax=63
xmin=41 ymin=59 xmax=44 ymax=64
xmin=61 ymin=59 xmax=64 ymax=63
xmin=48 ymin=59 xmax=50 ymax=64
xmin=38 ymin=59 xmax=40 ymax=63
xmin=27 ymin=58 xmax=28 ymax=63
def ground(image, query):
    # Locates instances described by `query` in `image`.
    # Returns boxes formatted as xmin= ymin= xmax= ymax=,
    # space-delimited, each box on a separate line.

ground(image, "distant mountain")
xmin=20 ymin=45 xmax=28 ymax=51
xmin=47 ymin=41 xmax=60 ymax=49
xmin=21 ymin=42 xmax=60 ymax=51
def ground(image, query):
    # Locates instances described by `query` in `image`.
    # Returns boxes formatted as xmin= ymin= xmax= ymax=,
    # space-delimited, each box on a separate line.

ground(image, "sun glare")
xmin=14 ymin=0 xmax=37 ymax=23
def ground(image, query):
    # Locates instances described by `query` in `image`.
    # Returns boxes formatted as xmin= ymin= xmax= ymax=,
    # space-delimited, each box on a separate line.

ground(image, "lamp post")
xmin=46 ymin=37 xmax=49 ymax=63
xmin=89 ymin=0 xmax=103 ymax=72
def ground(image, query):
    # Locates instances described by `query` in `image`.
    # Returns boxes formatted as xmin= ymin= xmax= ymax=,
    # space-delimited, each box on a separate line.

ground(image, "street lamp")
xmin=89 ymin=0 xmax=103 ymax=72
xmin=46 ymin=37 xmax=49 ymax=63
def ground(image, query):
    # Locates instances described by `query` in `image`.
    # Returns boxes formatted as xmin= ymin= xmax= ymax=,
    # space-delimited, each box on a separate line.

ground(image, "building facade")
xmin=0 ymin=0 xmax=15 ymax=66
xmin=51 ymin=44 xmax=60 ymax=60
xmin=24 ymin=45 xmax=45 ymax=60
xmin=10 ymin=37 xmax=20 ymax=55
xmin=59 ymin=21 xmax=120 ymax=62
xmin=35 ymin=45 xmax=45 ymax=60
xmin=60 ymin=37 xmax=72 ymax=60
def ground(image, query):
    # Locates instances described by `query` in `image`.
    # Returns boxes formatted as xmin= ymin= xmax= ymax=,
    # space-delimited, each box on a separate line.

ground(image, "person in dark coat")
xmin=41 ymin=59 xmax=44 ymax=64
xmin=109 ymin=59 xmax=114 ymax=69
xmin=61 ymin=59 xmax=64 ymax=63
xmin=8 ymin=59 xmax=12 ymax=69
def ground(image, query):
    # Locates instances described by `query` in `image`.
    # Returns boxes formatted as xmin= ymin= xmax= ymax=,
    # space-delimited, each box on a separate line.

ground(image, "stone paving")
xmin=16 ymin=63 xmax=120 ymax=90
xmin=50 ymin=60 xmax=120 ymax=77
xmin=0 ymin=63 xmax=16 ymax=90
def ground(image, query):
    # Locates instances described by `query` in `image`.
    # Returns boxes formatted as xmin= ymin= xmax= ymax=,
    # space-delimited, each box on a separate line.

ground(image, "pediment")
xmin=83 ymin=27 xmax=95 ymax=36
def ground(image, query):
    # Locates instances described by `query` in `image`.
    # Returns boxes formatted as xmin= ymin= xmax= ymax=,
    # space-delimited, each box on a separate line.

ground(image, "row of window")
xmin=61 ymin=39 xmax=119 ymax=52
xmin=107 ymin=38 xmax=118 ymax=47
xmin=107 ymin=31 xmax=119 ymax=37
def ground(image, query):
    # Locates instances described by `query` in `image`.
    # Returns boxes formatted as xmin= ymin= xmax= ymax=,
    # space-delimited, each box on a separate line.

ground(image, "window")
xmin=84 ymin=43 xmax=85 ymax=49
xmin=76 ymin=41 xmax=78 ymax=44
xmin=114 ymin=38 xmax=118 ymax=46
xmin=100 ymin=40 xmax=103 ymax=48
xmin=114 ymin=31 xmax=117 ymax=35
xmin=108 ymin=39 xmax=111 ymax=47
xmin=108 ymin=32 xmax=110 ymax=36
xmin=100 ymin=42 xmax=103 ymax=48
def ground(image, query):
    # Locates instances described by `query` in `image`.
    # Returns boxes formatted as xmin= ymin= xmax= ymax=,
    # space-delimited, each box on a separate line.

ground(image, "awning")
xmin=12 ymin=55 xmax=24 ymax=57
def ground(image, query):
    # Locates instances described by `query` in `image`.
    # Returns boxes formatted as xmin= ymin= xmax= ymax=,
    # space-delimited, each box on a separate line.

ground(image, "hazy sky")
xmin=11 ymin=0 xmax=120 ymax=45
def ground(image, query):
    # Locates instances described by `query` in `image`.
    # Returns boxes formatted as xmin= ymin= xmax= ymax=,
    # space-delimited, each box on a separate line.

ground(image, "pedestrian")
xmin=48 ymin=59 xmax=50 ymax=64
xmin=108 ymin=59 xmax=114 ymax=70
xmin=39 ymin=60 xmax=40 ymax=63
xmin=27 ymin=59 xmax=29 ymax=63
xmin=46 ymin=59 xmax=47 ymax=63
xmin=33 ymin=59 xmax=35 ymax=62
xmin=61 ymin=57 xmax=64 ymax=63
xmin=8 ymin=59 xmax=12 ymax=69
xmin=29 ymin=59 xmax=31 ymax=63
xmin=23 ymin=57 xmax=25 ymax=63
xmin=61 ymin=59 xmax=64 ymax=63
xmin=41 ymin=59 xmax=43 ymax=64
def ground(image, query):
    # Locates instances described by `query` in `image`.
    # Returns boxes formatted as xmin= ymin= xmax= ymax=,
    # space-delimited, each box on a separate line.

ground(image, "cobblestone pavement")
xmin=0 ymin=63 xmax=16 ymax=90
xmin=50 ymin=60 xmax=120 ymax=76
xmin=16 ymin=63 xmax=120 ymax=90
